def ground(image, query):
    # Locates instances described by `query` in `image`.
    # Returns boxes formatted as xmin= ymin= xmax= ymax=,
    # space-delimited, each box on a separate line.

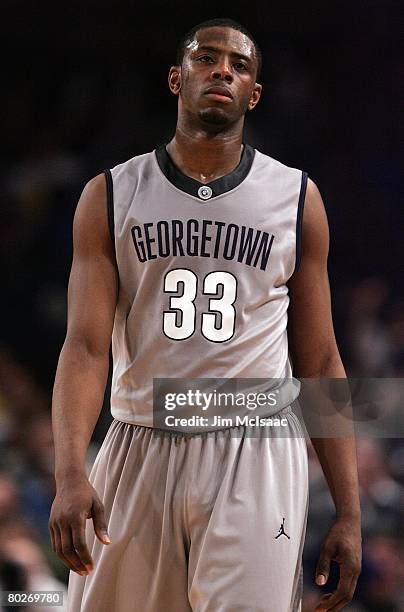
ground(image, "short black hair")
xmin=176 ymin=18 xmax=262 ymax=81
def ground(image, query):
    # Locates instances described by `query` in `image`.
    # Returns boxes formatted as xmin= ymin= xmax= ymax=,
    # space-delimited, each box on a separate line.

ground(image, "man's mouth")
xmin=204 ymin=86 xmax=233 ymax=102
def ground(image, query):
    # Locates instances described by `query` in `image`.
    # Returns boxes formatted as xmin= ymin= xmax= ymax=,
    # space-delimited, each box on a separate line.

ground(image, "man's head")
xmin=169 ymin=18 xmax=263 ymax=128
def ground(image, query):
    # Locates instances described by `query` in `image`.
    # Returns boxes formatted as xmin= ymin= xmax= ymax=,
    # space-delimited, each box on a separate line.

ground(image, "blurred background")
xmin=1 ymin=0 xmax=403 ymax=610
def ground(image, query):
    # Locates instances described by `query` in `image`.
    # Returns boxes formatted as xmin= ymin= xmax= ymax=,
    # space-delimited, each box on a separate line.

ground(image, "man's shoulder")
xmin=108 ymin=148 xmax=157 ymax=180
xmin=252 ymin=146 xmax=305 ymax=179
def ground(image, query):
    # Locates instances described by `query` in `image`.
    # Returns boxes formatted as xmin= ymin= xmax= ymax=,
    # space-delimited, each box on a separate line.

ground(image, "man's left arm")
xmin=287 ymin=178 xmax=362 ymax=612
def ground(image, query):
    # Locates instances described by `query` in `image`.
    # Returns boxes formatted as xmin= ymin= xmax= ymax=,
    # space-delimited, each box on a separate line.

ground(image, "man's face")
xmin=169 ymin=26 xmax=262 ymax=127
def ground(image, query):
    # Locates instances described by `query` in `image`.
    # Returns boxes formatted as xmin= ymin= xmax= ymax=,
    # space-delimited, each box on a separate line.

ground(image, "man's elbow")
xmin=61 ymin=333 xmax=111 ymax=363
xmin=292 ymin=346 xmax=346 ymax=378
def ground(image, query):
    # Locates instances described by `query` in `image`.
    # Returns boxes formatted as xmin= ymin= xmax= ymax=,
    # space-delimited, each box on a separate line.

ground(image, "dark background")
xmin=0 ymin=1 xmax=403 ymax=610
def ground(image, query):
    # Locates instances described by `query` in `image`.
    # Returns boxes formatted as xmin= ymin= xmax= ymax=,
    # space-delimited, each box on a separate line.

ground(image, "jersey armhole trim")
xmin=103 ymin=169 xmax=115 ymax=244
xmin=293 ymin=170 xmax=308 ymax=275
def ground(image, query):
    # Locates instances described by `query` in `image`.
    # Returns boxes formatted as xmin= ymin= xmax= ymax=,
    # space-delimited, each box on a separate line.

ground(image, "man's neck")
xmin=166 ymin=126 xmax=244 ymax=185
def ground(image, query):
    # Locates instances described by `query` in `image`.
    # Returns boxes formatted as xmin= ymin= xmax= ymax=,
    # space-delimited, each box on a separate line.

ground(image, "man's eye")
xmin=234 ymin=62 xmax=247 ymax=71
xmin=197 ymin=55 xmax=213 ymax=62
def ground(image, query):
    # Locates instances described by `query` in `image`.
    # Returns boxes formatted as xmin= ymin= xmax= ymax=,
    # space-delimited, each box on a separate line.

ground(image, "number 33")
xmin=163 ymin=268 xmax=237 ymax=342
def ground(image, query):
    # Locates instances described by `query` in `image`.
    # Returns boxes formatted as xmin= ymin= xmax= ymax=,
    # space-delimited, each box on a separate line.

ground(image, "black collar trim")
xmin=155 ymin=143 xmax=255 ymax=200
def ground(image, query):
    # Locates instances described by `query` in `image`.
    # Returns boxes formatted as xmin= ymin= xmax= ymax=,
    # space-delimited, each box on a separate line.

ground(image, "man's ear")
xmin=168 ymin=66 xmax=181 ymax=95
xmin=248 ymin=83 xmax=262 ymax=111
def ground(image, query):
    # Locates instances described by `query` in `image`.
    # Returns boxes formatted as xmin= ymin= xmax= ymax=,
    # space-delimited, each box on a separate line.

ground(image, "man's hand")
xmin=314 ymin=517 xmax=362 ymax=611
xmin=49 ymin=474 xmax=111 ymax=575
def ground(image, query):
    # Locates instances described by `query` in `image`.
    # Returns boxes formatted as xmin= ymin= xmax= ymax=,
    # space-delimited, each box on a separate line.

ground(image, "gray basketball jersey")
xmin=105 ymin=144 xmax=308 ymax=427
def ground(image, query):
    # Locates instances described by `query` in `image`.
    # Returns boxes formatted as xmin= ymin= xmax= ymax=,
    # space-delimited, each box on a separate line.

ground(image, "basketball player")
xmin=49 ymin=18 xmax=361 ymax=611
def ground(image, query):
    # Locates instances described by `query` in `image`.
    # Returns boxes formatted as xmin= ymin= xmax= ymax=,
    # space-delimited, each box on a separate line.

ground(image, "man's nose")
xmin=211 ymin=60 xmax=233 ymax=83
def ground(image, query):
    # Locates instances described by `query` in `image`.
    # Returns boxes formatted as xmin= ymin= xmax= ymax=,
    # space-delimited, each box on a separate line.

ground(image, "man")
xmin=49 ymin=18 xmax=361 ymax=612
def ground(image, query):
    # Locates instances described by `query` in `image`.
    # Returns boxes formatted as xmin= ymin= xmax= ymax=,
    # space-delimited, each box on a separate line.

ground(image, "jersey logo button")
xmin=198 ymin=185 xmax=213 ymax=200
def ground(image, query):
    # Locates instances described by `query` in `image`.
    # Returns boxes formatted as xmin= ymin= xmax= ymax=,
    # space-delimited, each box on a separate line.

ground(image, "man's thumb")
xmin=315 ymin=547 xmax=331 ymax=586
xmin=91 ymin=498 xmax=111 ymax=544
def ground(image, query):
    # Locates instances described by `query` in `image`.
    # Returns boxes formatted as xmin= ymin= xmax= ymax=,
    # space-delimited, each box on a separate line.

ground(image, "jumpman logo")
xmin=275 ymin=517 xmax=290 ymax=539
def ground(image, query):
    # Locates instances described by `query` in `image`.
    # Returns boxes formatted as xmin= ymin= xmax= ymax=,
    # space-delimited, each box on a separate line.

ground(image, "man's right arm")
xmin=49 ymin=173 xmax=118 ymax=576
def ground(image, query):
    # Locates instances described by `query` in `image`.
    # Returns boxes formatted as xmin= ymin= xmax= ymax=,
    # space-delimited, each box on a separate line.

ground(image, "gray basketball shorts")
xmin=67 ymin=406 xmax=308 ymax=612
